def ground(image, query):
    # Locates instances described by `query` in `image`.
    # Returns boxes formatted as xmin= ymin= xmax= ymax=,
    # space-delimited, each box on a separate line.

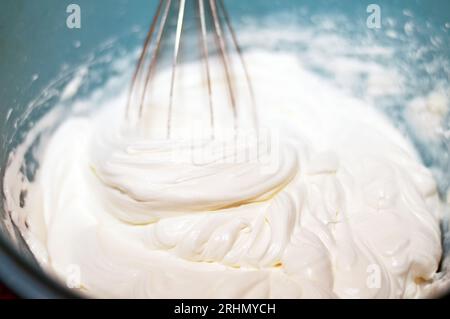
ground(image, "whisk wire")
xmin=209 ymin=0 xmax=238 ymax=134
xmin=126 ymin=0 xmax=164 ymax=119
xmin=198 ymin=0 xmax=215 ymax=140
xmin=167 ymin=0 xmax=186 ymax=139
xmin=138 ymin=0 xmax=172 ymax=118
xmin=217 ymin=0 xmax=258 ymax=132
xmin=128 ymin=0 xmax=255 ymax=140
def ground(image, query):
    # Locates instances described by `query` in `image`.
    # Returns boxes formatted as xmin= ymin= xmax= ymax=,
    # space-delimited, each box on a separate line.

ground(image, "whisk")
xmin=126 ymin=0 xmax=257 ymax=140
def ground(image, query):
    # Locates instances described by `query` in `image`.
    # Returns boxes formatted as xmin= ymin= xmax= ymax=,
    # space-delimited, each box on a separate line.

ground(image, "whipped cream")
xmin=4 ymin=51 xmax=445 ymax=298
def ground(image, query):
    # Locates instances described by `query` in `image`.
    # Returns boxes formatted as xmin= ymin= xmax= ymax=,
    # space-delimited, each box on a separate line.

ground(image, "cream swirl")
xmin=5 ymin=51 xmax=445 ymax=298
xmin=90 ymin=131 xmax=298 ymax=224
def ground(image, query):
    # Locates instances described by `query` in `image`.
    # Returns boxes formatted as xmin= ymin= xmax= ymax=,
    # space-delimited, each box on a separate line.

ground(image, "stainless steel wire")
xmin=126 ymin=0 xmax=256 ymax=139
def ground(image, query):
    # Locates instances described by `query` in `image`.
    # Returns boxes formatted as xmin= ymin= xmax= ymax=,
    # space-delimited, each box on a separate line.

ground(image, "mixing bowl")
xmin=0 ymin=0 xmax=449 ymax=298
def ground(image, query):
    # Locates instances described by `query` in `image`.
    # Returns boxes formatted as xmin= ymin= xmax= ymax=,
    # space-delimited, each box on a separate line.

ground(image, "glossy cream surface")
xmin=4 ymin=51 xmax=445 ymax=298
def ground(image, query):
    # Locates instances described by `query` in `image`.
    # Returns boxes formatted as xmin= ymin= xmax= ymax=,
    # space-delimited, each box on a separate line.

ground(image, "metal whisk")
xmin=126 ymin=0 xmax=256 ymax=139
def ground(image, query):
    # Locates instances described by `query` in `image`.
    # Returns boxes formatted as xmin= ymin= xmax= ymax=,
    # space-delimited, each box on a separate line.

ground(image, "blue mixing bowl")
xmin=0 ymin=0 xmax=449 ymax=298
